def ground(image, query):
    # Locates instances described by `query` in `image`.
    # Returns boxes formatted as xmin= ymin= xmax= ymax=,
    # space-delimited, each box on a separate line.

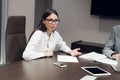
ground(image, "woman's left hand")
xmin=68 ymin=48 xmax=82 ymax=56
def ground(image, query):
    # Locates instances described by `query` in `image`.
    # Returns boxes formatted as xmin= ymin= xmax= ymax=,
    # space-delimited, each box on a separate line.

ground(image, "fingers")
xmin=44 ymin=50 xmax=53 ymax=57
xmin=74 ymin=48 xmax=80 ymax=51
xmin=69 ymin=49 xmax=82 ymax=56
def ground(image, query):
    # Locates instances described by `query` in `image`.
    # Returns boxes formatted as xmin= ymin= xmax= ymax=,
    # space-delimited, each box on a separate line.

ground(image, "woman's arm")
xmin=56 ymin=31 xmax=81 ymax=56
xmin=22 ymin=30 xmax=45 ymax=60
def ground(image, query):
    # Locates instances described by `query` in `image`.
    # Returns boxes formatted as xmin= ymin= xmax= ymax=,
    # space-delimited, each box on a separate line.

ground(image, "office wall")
xmin=34 ymin=0 xmax=52 ymax=27
xmin=8 ymin=0 xmax=35 ymax=40
xmin=7 ymin=0 xmax=120 ymax=47
xmin=53 ymin=0 xmax=120 ymax=47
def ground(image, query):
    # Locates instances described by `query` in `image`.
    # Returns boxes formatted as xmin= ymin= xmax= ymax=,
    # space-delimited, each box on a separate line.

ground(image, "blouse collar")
xmin=44 ymin=32 xmax=54 ymax=41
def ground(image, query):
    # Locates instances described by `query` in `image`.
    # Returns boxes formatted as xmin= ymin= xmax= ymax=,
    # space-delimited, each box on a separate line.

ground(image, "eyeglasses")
xmin=45 ymin=19 xmax=60 ymax=25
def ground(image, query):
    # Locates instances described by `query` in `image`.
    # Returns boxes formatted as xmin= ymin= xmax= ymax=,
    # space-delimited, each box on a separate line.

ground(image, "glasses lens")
xmin=46 ymin=19 xmax=60 ymax=24
xmin=54 ymin=20 xmax=59 ymax=24
xmin=48 ymin=20 xmax=53 ymax=24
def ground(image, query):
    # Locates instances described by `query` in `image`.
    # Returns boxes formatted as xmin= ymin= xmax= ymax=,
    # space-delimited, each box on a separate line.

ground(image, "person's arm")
xmin=55 ymin=31 xmax=81 ymax=56
xmin=67 ymin=48 xmax=82 ymax=56
xmin=102 ymin=27 xmax=116 ymax=59
xmin=23 ymin=30 xmax=47 ymax=60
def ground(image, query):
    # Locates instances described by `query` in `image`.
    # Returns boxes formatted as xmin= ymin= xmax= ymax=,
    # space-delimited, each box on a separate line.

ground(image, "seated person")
xmin=22 ymin=9 xmax=82 ymax=60
xmin=102 ymin=25 xmax=120 ymax=61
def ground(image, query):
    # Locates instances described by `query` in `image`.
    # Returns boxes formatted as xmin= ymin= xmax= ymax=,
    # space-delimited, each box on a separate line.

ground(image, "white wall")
xmin=53 ymin=0 xmax=120 ymax=47
xmin=8 ymin=0 xmax=35 ymax=40
xmin=7 ymin=0 xmax=120 ymax=47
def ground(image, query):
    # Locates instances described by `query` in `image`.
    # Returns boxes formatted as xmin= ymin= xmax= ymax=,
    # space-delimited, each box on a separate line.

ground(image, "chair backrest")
xmin=5 ymin=16 xmax=26 ymax=64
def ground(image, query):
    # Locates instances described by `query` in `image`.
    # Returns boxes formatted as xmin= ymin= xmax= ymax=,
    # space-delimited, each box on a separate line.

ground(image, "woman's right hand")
xmin=44 ymin=50 xmax=53 ymax=57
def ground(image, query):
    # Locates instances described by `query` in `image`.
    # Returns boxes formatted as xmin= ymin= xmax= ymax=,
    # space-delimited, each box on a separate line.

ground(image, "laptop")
xmin=111 ymin=56 xmax=120 ymax=71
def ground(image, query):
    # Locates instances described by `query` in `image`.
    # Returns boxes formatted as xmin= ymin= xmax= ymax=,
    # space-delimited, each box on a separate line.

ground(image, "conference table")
xmin=0 ymin=51 xmax=120 ymax=80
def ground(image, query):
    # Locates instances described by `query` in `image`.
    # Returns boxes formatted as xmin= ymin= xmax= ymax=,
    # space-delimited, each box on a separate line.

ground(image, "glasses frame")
xmin=45 ymin=19 xmax=60 ymax=25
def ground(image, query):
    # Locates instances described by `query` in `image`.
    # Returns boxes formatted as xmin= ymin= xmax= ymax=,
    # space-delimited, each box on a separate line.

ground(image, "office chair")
xmin=5 ymin=16 xmax=26 ymax=64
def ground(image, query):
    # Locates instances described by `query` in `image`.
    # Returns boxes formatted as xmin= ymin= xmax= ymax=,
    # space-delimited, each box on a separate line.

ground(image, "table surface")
xmin=0 ymin=51 xmax=119 ymax=80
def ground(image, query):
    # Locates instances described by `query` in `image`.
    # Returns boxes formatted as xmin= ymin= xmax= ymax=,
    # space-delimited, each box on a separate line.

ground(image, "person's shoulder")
xmin=52 ymin=31 xmax=62 ymax=38
xmin=33 ymin=30 xmax=43 ymax=36
xmin=34 ymin=30 xmax=43 ymax=34
xmin=112 ymin=25 xmax=120 ymax=34
xmin=54 ymin=30 xmax=61 ymax=35
xmin=113 ymin=25 xmax=120 ymax=30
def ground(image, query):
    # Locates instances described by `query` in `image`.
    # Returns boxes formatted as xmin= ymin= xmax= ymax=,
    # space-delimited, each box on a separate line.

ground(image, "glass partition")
xmin=0 ymin=0 xmax=7 ymax=66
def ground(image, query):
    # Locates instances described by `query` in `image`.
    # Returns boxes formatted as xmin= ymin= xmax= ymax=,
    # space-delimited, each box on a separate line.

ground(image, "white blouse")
xmin=22 ymin=30 xmax=71 ymax=60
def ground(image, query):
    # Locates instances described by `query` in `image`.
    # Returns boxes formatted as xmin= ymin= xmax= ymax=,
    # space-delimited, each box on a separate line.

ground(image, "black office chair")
xmin=5 ymin=16 xmax=27 ymax=64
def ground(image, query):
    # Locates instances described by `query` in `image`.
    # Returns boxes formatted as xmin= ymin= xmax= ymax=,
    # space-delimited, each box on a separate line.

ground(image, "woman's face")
xmin=43 ymin=13 xmax=59 ymax=32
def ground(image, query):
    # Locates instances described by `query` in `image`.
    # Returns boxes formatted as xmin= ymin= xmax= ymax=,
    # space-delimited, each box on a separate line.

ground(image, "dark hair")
xmin=35 ymin=9 xmax=59 ymax=32
xmin=28 ymin=9 xmax=59 ymax=41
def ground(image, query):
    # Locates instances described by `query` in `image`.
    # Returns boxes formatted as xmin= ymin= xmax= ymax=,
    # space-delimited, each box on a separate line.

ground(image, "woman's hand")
xmin=44 ymin=50 xmax=53 ymax=57
xmin=68 ymin=48 xmax=82 ymax=56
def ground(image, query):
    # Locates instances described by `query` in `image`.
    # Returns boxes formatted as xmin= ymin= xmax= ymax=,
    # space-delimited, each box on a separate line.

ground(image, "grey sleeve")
xmin=102 ymin=27 xmax=116 ymax=59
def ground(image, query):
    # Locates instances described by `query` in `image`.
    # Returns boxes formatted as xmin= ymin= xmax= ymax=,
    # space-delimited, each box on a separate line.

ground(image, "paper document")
xmin=80 ymin=75 xmax=97 ymax=80
xmin=57 ymin=55 xmax=79 ymax=63
xmin=79 ymin=52 xmax=117 ymax=66
xmin=95 ymin=58 xmax=117 ymax=66
xmin=79 ymin=52 xmax=107 ymax=61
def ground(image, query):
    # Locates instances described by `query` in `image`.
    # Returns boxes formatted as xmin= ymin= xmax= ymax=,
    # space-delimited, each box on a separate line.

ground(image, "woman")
xmin=23 ymin=9 xmax=81 ymax=60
